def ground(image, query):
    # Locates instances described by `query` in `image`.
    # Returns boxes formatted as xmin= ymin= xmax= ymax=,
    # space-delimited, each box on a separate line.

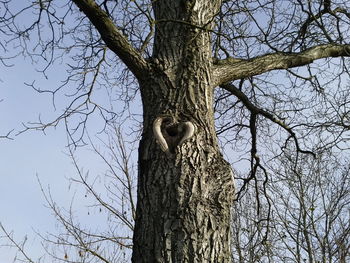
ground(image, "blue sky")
xmin=0 ymin=52 xmax=72 ymax=261
xmin=0 ymin=45 xmax=117 ymax=261
xmin=0 ymin=11 xmax=141 ymax=256
xmin=0 ymin=2 xmax=142 ymax=260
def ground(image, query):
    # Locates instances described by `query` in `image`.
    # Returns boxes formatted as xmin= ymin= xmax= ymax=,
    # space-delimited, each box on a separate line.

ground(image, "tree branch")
xmin=220 ymin=83 xmax=315 ymax=157
xmin=213 ymin=44 xmax=350 ymax=86
xmin=72 ymin=0 xmax=149 ymax=80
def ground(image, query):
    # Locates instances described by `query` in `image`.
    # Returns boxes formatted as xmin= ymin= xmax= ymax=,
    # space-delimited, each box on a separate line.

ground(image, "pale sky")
xmin=0 ymin=41 xmax=116 ymax=262
xmin=1 ymin=61 xmax=62 ymax=261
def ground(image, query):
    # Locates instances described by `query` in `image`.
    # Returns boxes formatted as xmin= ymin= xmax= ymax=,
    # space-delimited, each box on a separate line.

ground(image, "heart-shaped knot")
xmin=153 ymin=116 xmax=195 ymax=154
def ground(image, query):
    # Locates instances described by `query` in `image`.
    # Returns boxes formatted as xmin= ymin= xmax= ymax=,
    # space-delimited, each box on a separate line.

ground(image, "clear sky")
xmin=0 ymin=49 xmax=71 ymax=260
xmin=0 ymin=37 xmax=116 ymax=262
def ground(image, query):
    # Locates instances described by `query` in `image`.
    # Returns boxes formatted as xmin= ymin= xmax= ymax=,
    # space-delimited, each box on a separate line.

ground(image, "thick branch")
xmin=213 ymin=44 xmax=350 ymax=86
xmin=72 ymin=0 xmax=148 ymax=80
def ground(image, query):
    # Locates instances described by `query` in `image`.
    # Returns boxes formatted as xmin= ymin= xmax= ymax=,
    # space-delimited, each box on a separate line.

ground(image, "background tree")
xmin=232 ymin=152 xmax=350 ymax=263
xmin=1 ymin=0 xmax=350 ymax=262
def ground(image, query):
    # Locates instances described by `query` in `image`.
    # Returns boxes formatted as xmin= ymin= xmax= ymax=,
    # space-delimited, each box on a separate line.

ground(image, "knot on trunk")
xmin=153 ymin=116 xmax=195 ymax=155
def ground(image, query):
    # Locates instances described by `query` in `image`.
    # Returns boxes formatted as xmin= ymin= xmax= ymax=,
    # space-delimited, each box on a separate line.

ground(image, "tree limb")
xmin=72 ymin=0 xmax=149 ymax=80
xmin=213 ymin=44 xmax=350 ymax=86
xmin=220 ymin=83 xmax=315 ymax=157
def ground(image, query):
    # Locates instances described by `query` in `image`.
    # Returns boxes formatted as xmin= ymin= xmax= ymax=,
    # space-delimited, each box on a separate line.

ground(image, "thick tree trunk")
xmin=132 ymin=0 xmax=235 ymax=262
xmin=132 ymin=80 xmax=234 ymax=262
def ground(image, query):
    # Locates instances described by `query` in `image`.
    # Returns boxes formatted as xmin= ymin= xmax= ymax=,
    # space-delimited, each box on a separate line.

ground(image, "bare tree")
xmin=39 ymin=126 xmax=136 ymax=263
xmin=271 ymin=152 xmax=350 ymax=263
xmin=1 ymin=0 xmax=350 ymax=262
xmin=231 ymin=151 xmax=350 ymax=263
xmin=0 ymin=125 xmax=137 ymax=262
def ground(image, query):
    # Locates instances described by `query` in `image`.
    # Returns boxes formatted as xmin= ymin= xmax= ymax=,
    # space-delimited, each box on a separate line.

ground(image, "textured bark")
xmin=133 ymin=80 xmax=234 ymax=262
xmin=132 ymin=0 xmax=235 ymax=262
xmin=72 ymin=2 xmax=235 ymax=261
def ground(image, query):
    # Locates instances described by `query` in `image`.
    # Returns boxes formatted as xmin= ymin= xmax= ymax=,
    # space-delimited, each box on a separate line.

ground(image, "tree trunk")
xmin=132 ymin=0 xmax=235 ymax=262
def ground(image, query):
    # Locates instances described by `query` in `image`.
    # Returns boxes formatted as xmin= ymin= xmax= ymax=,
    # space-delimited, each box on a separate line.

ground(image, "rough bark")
xmin=131 ymin=0 xmax=235 ymax=262
xmin=72 ymin=1 xmax=235 ymax=261
xmin=133 ymin=78 xmax=234 ymax=262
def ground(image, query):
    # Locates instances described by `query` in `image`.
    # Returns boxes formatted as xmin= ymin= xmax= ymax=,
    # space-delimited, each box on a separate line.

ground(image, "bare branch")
xmin=220 ymin=83 xmax=315 ymax=157
xmin=0 ymin=223 xmax=36 ymax=263
xmin=213 ymin=44 xmax=350 ymax=86
xmin=0 ymin=129 xmax=14 ymax=140
xmin=72 ymin=0 xmax=149 ymax=80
